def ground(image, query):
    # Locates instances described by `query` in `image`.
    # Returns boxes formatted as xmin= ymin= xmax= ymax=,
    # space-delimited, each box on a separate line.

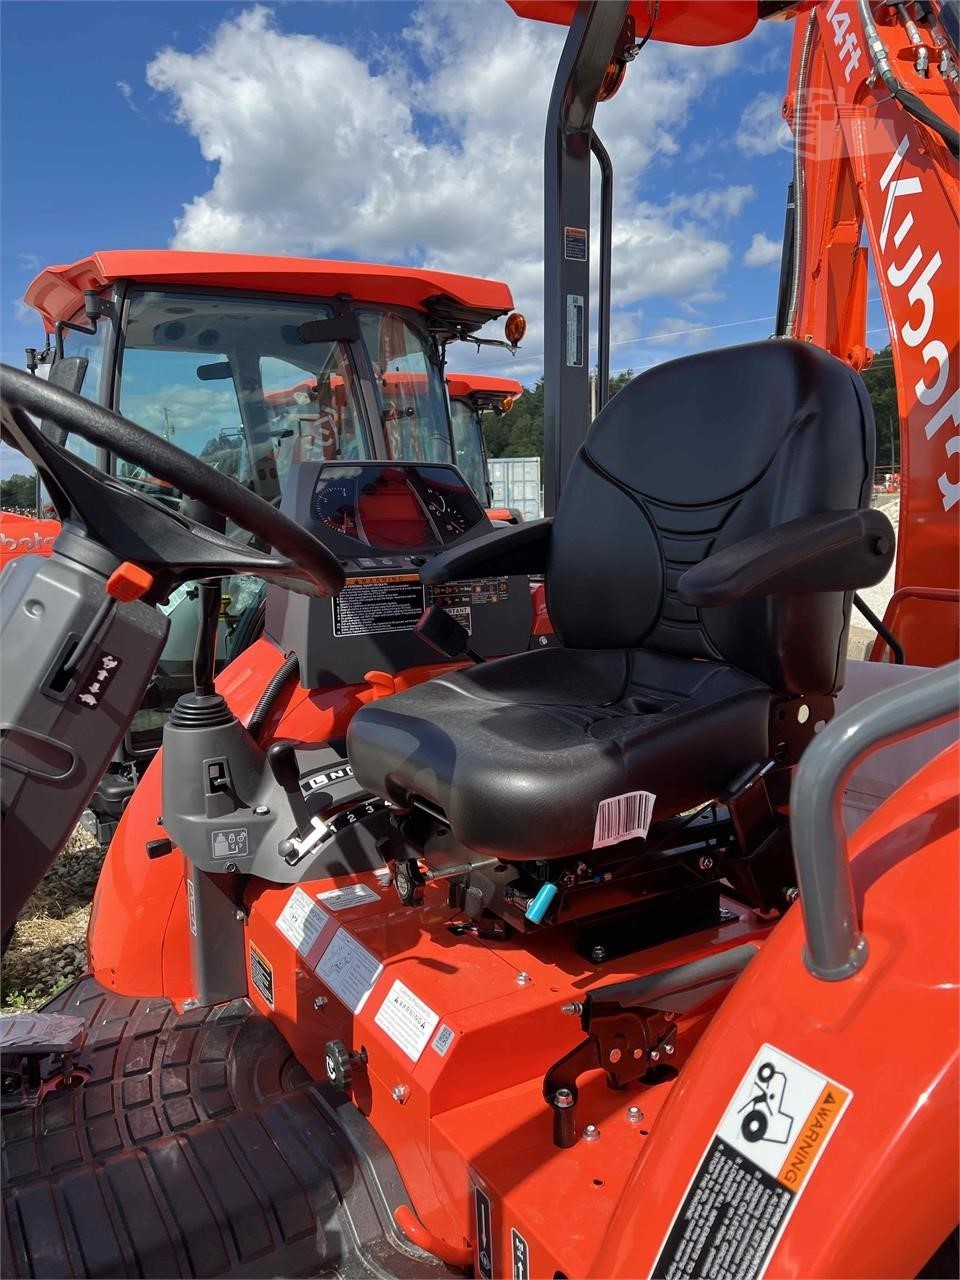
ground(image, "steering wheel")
xmin=0 ymin=365 xmax=345 ymax=600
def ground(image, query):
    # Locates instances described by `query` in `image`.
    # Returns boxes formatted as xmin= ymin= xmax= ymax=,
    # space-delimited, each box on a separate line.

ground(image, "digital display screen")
xmin=310 ymin=463 xmax=484 ymax=551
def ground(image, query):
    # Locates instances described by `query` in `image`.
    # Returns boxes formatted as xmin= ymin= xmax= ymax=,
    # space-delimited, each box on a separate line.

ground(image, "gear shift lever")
xmin=267 ymin=740 xmax=310 ymax=835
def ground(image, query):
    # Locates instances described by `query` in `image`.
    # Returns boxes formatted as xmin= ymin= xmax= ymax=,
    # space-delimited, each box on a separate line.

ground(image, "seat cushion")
xmin=347 ymin=647 xmax=772 ymax=862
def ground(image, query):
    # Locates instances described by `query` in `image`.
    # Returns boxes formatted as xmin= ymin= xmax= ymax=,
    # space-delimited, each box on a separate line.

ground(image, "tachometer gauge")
xmin=424 ymin=486 xmax=467 ymax=538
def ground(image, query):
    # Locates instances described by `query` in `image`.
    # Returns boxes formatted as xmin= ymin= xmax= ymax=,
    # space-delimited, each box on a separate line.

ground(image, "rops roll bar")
xmin=791 ymin=660 xmax=960 ymax=981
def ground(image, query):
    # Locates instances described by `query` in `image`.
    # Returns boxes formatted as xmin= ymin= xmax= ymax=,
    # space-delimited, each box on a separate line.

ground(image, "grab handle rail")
xmin=791 ymin=660 xmax=960 ymax=980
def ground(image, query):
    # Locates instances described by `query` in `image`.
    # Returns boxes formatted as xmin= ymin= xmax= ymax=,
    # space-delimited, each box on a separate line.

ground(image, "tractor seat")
xmin=348 ymin=340 xmax=885 ymax=864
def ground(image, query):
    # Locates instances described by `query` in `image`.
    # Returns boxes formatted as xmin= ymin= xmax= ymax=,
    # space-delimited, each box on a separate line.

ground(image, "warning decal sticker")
xmin=332 ymin=576 xmax=425 ymax=637
xmin=317 ymin=883 xmax=380 ymax=911
xmin=653 ymin=1045 xmax=852 ymax=1280
xmin=374 ymin=978 xmax=439 ymax=1062
xmin=249 ymin=943 xmax=274 ymax=1008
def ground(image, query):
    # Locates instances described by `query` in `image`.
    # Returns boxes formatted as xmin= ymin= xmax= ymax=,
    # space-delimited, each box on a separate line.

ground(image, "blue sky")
xmin=2 ymin=1 xmax=891 ymax=464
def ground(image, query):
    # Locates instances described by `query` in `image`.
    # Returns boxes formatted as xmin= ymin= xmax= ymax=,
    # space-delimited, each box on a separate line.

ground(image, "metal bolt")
xmin=234 ymin=909 xmax=245 ymax=922
xmin=516 ymin=971 xmax=532 ymax=986
xmin=254 ymin=805 xmax=270 ymax=815
xmin=664 ymin=1043 xmax=675 ymax=1057
xmin=627 ymin=1105 xmax=643 ymax=1124
xmin=561 ymin=1002 xmax=583 ymax=1016
xmin=156 ymin=816 xmax=164 ymax=826
xmin=554 ymin=1088 xmax=574 ymax=1109
xmin=698 ymin=856 xmax=714 ymax=872
xmin=609 ymin=1047 xmax=622 ymax=1064
xmin=662 ymin=1012 xmax=676 ymax=1021
xmin=785 ymin=886 xmax=800 ymax=904
xmin=392 ymin=1084 xmax=410 ymax=1103
xmin=583 ymin=1123 xmax=600 ymax=1142
xmin=313 ymin=995 xmax=328 ymax=1010
xmin=633 ymin=1048 xmax=643 ymax=1060
xmin=591 ymin=945 xmax=607 ymax=964
xmin=650 ymin=1050 xmax=660 ymax=1063
xmin=224 ymin=862 xmax=238 ymax=873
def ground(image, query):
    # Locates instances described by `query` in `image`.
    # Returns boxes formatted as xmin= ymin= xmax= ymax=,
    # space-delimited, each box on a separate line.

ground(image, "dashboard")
xmin=268 ymin=459 xmax=532 ymax=687
xmin=310 ymin=463 xmax=483 ymax=551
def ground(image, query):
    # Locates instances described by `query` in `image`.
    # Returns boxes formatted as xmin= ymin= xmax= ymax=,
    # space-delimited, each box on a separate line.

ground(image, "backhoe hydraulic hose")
xmin=784 ymin=13 xmax=817 ymax=338
xmin=247 ymin=651 xmax=299 ymax=742
xmin=858 ymin=0 xmax=959 ymax=156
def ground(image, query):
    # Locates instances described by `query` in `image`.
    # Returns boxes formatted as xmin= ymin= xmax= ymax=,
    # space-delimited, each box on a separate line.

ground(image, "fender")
xmin=592 ymin=741 xmax=959 ymax=1278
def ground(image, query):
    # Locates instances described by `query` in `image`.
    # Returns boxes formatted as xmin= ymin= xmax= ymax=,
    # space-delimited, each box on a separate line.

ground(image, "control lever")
xmin=267 ymin=740 xmax=311 ymax=835
xmin=416 ymin=605 xmax=484 ymax=664
xmin=269 ymin=740 xmax=333 ymax=866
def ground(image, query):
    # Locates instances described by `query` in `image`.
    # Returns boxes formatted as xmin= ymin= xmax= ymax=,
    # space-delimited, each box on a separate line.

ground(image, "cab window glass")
xmin=449 ymin=399 xmax=488 ymax=502
xmin=59 ymin=310 xmax=108 ymax=468
xmin=359 ymin=311 xmax=452 ymax=465
xmin=261 ymin=353 xmax=367 ymax=489
xmin=116 ymin=290 xmax=369 ymax=505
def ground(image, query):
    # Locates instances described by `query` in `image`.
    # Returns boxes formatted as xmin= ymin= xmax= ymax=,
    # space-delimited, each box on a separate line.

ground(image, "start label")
xmin=653 ymin=1045 xmax=852 ymax=1280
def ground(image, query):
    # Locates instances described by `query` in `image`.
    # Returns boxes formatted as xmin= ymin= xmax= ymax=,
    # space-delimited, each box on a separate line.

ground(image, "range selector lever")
xmin=267 ymin=740 xmax=311 ymax=835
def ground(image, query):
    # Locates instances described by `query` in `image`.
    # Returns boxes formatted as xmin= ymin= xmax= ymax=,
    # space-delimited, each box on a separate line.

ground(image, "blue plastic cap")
xmin=524 ymin=881 xmax=558 ymax=924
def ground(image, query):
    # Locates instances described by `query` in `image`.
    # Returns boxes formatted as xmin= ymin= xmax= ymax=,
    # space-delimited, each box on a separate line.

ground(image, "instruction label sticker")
xmin=275 ymin=886 xmax=330 ymax=958
xmin=317 ymin=883 xmax=380 ymax=911
xmin=593 ymin=790 xmax=655 ymax=849
xmin=564 ymin=225 xmax=587 ymax=260
xmin=474 ymin=1185 xmax=494 ymax=1280
xmin=511 ymin=1228 xmax=530 ymax=1279
xmin=315 ymin=927 xmax=383 ymax=1013
xmin=430 ymin=578 xmax=508 ymax=607
xmin=374 ymin=979 xmax=440 ymax=1062
xmin=249 ymin=943 xmax=274 ymax=1008
xmin=652 ymin=1045 xmax=852 ymax=1280
xmin=211 ymin=827 xmax=249 ymax=860
xmin=332 ymin=576 xmax=424 ymax=637
xmin=566 ymin=294 xmax=584 ymax=367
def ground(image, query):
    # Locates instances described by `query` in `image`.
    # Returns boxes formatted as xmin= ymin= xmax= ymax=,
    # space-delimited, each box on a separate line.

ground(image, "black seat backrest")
xmin=546 ymin=340 xmax=876 ymax=694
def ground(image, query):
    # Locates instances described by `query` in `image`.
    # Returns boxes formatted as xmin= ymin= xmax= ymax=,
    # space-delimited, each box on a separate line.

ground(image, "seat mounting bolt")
xmin=583 ymin=1123 xmax=600 ymax=1142
xmin=627 ymin=1105 xmax=643 ymax=1124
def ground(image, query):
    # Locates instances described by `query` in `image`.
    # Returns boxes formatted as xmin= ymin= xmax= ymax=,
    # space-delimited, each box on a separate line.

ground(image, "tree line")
xmin=0 ymin=348 xmax=901 ymax=514
xmin=484 ymin=346 xmax=899 ymax=470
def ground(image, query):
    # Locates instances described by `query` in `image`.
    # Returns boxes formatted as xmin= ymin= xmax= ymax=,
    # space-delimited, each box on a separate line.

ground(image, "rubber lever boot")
xmin=267 ymin=740 xmax=311 ymax=837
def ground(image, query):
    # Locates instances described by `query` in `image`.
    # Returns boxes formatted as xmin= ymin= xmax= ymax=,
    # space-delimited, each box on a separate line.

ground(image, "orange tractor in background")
xmin=0 ymin=3 xmax=957 ymax=1279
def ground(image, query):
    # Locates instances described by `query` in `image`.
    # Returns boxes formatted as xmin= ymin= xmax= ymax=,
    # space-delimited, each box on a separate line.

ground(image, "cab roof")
xmin=446 ymin=373 xmax=524 ymax=401
xmin=507 ymin=1 xmax=758 ymax=46
xmin=25 ymin=250 xmax=515 ymax=332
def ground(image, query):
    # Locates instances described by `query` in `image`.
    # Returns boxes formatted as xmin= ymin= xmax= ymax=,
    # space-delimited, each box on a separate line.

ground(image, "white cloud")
xmin=117 ymin=79 xmax=147 ymax=119
xmin=735 ymin=90 xmax=786 ymax=156
xmin=743 ymin=232 xmax=781 ymax=268
xmin=144 ymin=4 xmax=755 ymax=378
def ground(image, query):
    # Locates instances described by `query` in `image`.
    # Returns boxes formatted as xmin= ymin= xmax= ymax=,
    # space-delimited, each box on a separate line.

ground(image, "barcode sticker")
xmin=593 ymin=790 xmax=655 ymax=849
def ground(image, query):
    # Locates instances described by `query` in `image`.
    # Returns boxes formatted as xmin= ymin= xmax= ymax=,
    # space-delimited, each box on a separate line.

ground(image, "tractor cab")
xmin=446 ymin=372 xmax=523 ymax=514
xmin=22 ymin=250 xmax=524 ymax=838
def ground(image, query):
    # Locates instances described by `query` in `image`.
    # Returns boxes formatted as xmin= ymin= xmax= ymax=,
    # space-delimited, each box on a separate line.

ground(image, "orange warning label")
xmin=777 ymin=1082 xmax=850 ymax=1191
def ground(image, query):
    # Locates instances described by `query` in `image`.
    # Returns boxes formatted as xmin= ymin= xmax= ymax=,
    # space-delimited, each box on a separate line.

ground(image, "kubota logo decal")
xmin=879 ymin=135 xmax=959 ymax=511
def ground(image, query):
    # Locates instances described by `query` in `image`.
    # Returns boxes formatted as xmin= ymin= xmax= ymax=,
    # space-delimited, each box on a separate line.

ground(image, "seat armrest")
xmin=420 ymin=517 xmax=553 ymax=585
xmin=677 ymin=509 xmax=895 ymax=607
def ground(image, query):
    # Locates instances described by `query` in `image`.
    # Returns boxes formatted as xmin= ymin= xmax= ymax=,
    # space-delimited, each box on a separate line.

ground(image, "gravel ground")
xmin=1 ymin=827 xmax=105 ymax=1009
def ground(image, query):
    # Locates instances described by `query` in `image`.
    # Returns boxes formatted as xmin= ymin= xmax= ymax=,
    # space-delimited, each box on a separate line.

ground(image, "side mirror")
xmin=40 ymin=357 xmax=89 ymax=445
